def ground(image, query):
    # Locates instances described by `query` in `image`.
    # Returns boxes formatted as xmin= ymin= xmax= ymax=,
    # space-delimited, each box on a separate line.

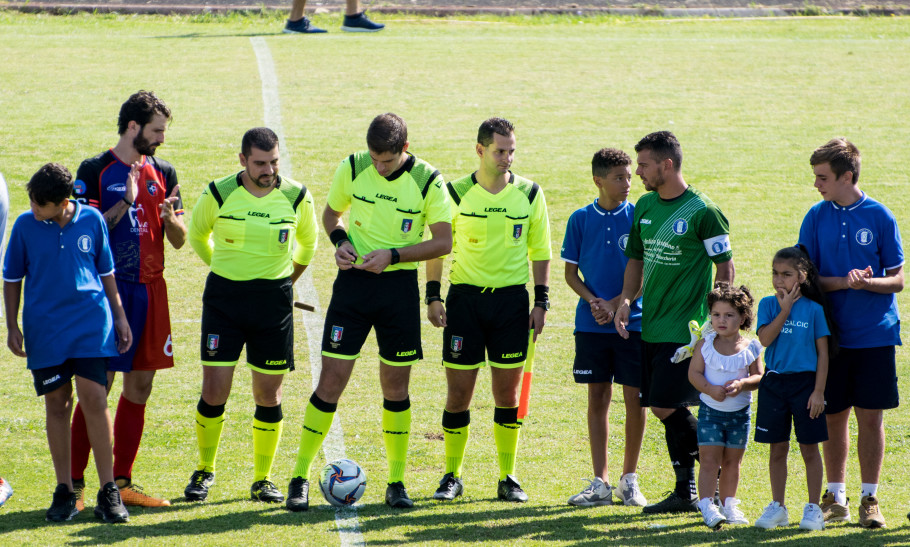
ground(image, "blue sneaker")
xmin=341 ymin=11 xmax=384 ymax=32
xmin=284 ymin=16 xmax=327 ymax=34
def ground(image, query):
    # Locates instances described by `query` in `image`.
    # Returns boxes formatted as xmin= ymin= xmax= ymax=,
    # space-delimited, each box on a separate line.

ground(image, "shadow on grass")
xmin=150 ymin=32 xmax=306 ymax=39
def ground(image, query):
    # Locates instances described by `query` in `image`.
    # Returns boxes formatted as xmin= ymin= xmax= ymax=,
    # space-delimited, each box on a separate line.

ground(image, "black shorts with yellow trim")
xmin=442 ymin=283 xmax=529 ymax=370
xmin=200 ymin=272 xmax=294 ymax=374
xmin=321 ymin=268 xmax=422 ymax=366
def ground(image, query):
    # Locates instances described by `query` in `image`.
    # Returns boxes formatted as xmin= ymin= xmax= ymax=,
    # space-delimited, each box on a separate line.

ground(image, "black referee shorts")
xmin=322 ymin=268 xmax=422 ymax=365
xmin=442 ymin=284 xmax=529 ymax=369
xmin=200 ymin=272 xmax=294 ymax=374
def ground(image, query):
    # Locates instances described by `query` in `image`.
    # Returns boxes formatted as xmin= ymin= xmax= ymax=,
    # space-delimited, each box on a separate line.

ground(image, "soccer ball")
xmin=319 ymin=459 xmax=366 ymax=507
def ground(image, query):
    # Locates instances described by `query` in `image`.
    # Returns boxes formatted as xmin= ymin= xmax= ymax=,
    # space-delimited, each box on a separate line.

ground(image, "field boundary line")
xmin=251 ymin=35 xmax=365 ymax=547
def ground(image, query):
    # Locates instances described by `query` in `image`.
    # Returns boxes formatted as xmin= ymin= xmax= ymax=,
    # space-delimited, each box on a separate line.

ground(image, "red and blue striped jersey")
xmin=74 ymin=149 xmax=184 ymax=283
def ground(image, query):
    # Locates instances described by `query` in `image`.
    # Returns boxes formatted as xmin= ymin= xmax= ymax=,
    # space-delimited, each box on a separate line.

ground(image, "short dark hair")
xmin=241 ymin=127 xmax=280 ymax=157
xmin=366 ymin=113 xmax=408 ymax=154
xmin=706 ymin=282 xmax=755 ymax=331
xmin=810 ymin=138 xmax=861 ymax=185
xmin=634 ymin=131 xmax=683 ymax=172
xmin=592 ymin=148 xmax=631 ymax=177
xmin=118 ymin=90 xmax=171 ymax=135
xmin=27 ymin=163 xmax=73 ymax=206
xmin=477 ymin=117 xmax=514 ymax=147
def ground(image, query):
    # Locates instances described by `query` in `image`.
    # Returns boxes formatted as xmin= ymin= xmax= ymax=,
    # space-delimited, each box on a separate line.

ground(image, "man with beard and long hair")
xmin=614 ymin=131 xmax=735 ymax=514
xmin=71 ymin=90 xmax=186 ymax=510
xmin=185 ymin=127 xmax=318 ymax=504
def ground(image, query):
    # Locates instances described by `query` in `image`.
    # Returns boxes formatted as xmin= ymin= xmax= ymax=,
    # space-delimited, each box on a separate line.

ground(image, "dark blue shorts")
xmin=754 ymin=371 xmax=828 ymax=445
xmin=573 ymin=331 xmax=641 ymax=386
xmin=31 ymin=357 xmax=108 ymax=396
xmin=825 ymin=346 xmax=899 ymax=414
xmin=697 ymin=404 xmax=751 ymax=449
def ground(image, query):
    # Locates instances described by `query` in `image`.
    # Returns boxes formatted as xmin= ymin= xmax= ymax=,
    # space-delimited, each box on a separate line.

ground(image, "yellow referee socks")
xmin=252 ymin=405 xmax=283 ymax=482
xmin=291 ymin=394 xmax=336 ymax=480
xmin=442 ymin=410 xmax=471 ymax=477
xmin=383 ymin=398 xmax=411 ymax=484
xmin=493 ymin=407 xmax=521 ymax=481
xmin=195 ymin=399 xmax=226 ymax=473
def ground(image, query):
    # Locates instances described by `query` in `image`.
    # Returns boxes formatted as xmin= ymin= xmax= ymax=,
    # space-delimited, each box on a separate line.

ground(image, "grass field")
xmin=1 ymin=9 xmax=910 ymax=546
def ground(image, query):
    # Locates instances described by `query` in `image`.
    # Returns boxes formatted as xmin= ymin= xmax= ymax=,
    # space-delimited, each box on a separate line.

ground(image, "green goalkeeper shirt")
xmin=625 ymin=186 xmax=732 ymax=344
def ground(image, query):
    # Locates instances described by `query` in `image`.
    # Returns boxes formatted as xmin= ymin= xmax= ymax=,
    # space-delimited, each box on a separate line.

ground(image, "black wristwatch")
xmin=425 ymin=296 xmax=443 ymax=305
xmin=534 ymin=300 xmax=550 ymax=311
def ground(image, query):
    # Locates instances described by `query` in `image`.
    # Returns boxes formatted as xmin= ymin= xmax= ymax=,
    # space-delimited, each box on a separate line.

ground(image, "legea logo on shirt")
xmin=672 ymin=219 xmax=688 ymax=235
xmin=77 ymin=235 xmax=92 ymax=252
xmin=856 ymin=228 xmax=873 ymax=245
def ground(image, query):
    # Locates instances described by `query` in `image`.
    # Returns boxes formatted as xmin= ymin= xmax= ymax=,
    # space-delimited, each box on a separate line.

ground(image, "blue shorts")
xmin=697 ymin=404 xmax=751 ymax=449
xmin=573 ymin=331 xmax=641 ymax=386
xmin=31 ymin=357 xmax=109 ymax=396
xmin=754 ymin=371 xmax=828 ymax=445
xmin=825 ymin=346 xmax=899 ymax=413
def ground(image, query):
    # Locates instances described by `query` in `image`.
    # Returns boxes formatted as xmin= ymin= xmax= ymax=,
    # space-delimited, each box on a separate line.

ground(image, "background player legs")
xmin=201 ymin=366 xmax=236 ymax=406
xmin=250 ymin=370 xmax=284 ymax=490
xmin=854 ymin=408 xmax=885 ymax=485
xmin=114 ymin=370 xmax=155 ymax=480
xmin=46 ymin=382 xmax=76 ymax=489
xmin=316 ymin=356 xmax=357 ymax=404
xmin=379 ymin=363 xmax=412 ymax=484
xmin=621 ymin=385 xmax=646 ymax=476
xmin=800 ymin=443 xmax=823 ymax=505
xmin=445 ymin=368 xmax=480 ymax=413
xmin=586 ymin=382 xmax=611 ymax=481
xmin=75 ymin=376 xmax=115 ymax=486
xmin=491 ymin=367 xmax=523 ymax=484
xmin=769 ymin=442 xmax=788 ymax=504
xmin=823 ymin=409 xmax=850 ymax=484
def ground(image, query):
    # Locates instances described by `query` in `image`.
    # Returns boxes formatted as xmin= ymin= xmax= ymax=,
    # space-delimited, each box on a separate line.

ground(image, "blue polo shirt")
xmin=757 ymin=296 xmax=830 ymax=374
xmin=798 ymin=193 xmax=903 ymax=348
xmin=561 ymin=199 xmax=642 ymax=334
xmin=2 ymin=201 xmax=118 ymax=370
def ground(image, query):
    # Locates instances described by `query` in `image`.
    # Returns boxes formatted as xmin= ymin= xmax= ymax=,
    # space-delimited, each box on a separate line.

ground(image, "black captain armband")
xmin=425 ymin=281 xmax=442 ymax=305
xmin=329 ymin=228 xmax=349 ymax=248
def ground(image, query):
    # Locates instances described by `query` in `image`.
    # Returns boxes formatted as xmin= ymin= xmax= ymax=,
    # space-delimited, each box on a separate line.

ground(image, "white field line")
xmin=250 ymin=36 xmax=365 ymax=547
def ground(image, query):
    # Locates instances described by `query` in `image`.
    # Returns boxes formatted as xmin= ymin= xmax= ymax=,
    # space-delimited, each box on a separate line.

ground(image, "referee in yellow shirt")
xmin=427 ymin=117 xmax=551 ymax=502
xmin=184 ymin=127 xmax=318 ymax=504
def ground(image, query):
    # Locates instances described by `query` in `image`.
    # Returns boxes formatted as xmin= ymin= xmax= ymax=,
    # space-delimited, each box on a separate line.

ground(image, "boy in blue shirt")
xmin=798 ymin=138 xmax=904 ymax=528
xmin=3 ymin=163 xmax=132 ymax=523
xmin=561 ymin=148 xmax=647 ymax=507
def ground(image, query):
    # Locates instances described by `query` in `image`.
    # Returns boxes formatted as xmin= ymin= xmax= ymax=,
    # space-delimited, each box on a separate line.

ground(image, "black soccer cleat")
xmin=433 ymin=472 xmax=464 ymax=501
xmin=251 ymin=479 xmax=285 ymax=503
xmin=94 ymin=482 xmax=129 ymax=523
xmin=642 ymin=491 xmax=699 ymax=514
xmin=46 ymin=483 xmax=79 ymax=522
xmin=184 ymin=470 xmax=215 ymax=501
xmin=286 ymin=477 xmax=309 ymax=512
xmin=385 ymin=481 xmax=414 ymax=508
xmin=497 ymin=475 xmax=529 ymax=503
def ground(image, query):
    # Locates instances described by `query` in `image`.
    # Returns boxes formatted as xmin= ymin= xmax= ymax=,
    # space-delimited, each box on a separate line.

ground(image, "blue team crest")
xmin=451 ymin=336 xmax=463 ymax=352
xmin=278 ymin=229 xmax=289 ymax=244
xmin=401 ymin=218 xmax=413 ymax=233
xmin=73 ymin=179 xmax=86 ymax=195
xmin=672 ymin=219 xmax=688 ymax=235
xmin=77 ymin=235 xmax=92 ymax=253
xmin=512 ymin=224 xmax=523 ymax=239
xmin=712 ymin=241 xmax=725 ymax=254
xmin=856 ymin=228 xmax=873 ymax=245
xmin=331 ymin=326 xmax=344 ymax=342
xmin=146 ymin=180 xmax=158 ymax=196
xmin=618 ymin=234 xmax=629 ymax=251
xmin=207 ymin=334 xmax=220 ymax=350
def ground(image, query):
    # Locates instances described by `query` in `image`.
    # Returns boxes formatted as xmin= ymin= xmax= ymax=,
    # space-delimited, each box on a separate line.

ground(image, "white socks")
xmin=861 ymin=483 xmax=878 ymax=498
xmin=828 ymin=482 xmax=846 ymax=505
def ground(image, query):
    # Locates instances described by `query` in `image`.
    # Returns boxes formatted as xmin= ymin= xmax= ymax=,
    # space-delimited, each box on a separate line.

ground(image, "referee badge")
xmin=401 ymin=219 xmax=413 ymax=233
xmin=278 ymin=229 xmax=289 ymax=244
xmin=331 ymin=326 xmax=344 ymax=343
xmin=207 ymin=334 xmax=220 ymax=350
xmin=512 ymin=224 xmax=523 ymax=240
xmin=451 ymin=336 xmax=463 ymax=352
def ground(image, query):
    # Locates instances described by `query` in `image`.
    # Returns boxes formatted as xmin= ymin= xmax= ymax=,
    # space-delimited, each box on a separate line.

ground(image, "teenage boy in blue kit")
xmin=561 ymin=148 xmax=648 ymax=507
xmin=3 ymin=163 xmax=132 ymax=523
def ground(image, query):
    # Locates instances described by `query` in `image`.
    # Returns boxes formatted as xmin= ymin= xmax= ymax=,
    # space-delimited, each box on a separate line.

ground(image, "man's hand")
xmin=354 ymin=249 xmax=392 ymax=274
xmin=846 ymin=266 xmax=873 ymax=290
xmin=334 ymin=241 xmax=359 ymax=270
xmin=614 ymin=302 xmax=631 ymax=339
xmin=7 ymin=326 xmax=26 ymax=357
xmin=590 ymin=297 xmax=616 ymax=326
xmin=125 ymin=161 xmax=140 ymax=203
xmin=428 ymin=301 xmax=447 ymax=328
xmin=159 ymin=184 xmax=180 ymax=223
xmin=529 ymin=306 xmax=547 ymax=342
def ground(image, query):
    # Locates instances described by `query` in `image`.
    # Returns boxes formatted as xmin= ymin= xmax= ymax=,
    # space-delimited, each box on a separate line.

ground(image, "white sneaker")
xmin=723 ymin=497 xmax=749 ymax=525
xmin=800 ymin=502 xmax=826 ymax=530
xmin=698 ymin=498 xmax=727 ymax=529
xmin=615 ymin=473 xmax=647 ymax=507
xmin=568 ymin=478 xmax=613 ymax=507
xmin=755 ymin=501 xmax=789 ymax=529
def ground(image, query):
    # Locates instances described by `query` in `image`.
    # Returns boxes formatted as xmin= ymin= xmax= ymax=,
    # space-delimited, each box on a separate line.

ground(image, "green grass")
xmin=1 ymin=10 xmax=910 ymax=546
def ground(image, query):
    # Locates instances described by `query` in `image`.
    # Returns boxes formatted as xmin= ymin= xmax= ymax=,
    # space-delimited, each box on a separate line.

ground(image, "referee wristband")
xmin=534 ymin=284 xmax=550 ymax=303
xmin=329 ymin=228 xmax=349 ymax=248
xmin=389 ymin=248 xmax=401 ymax=265
xmin=425 ymin=281 xmax=441 ymax=299
xmin=122 ymin=197 xmax=134 ymax=207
